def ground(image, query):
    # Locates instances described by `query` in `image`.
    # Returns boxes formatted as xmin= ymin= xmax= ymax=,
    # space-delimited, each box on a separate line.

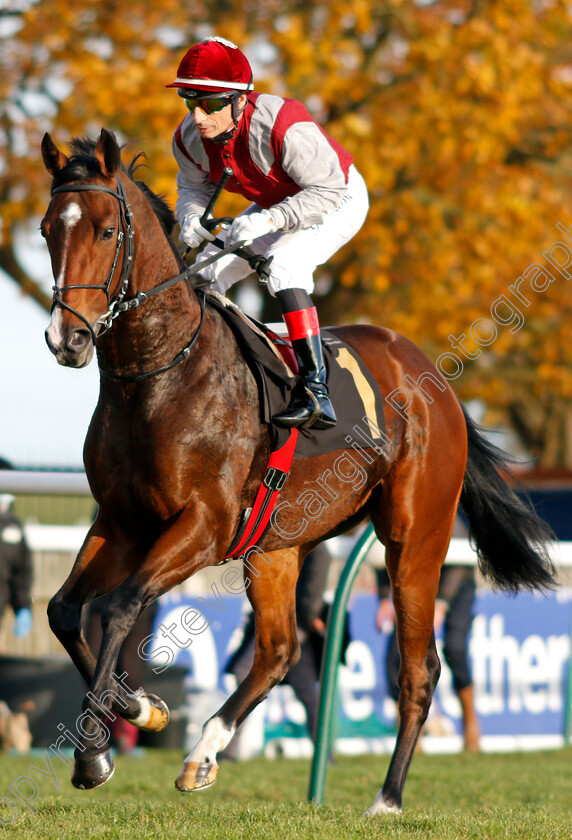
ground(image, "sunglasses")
xmin=184 ymin=96 xmax=233 ymax=115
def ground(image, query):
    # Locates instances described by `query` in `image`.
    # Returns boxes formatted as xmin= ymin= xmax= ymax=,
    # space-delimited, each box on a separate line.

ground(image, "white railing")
xmin=21 ymin=524 xmax=572 ymax=570
xmin=0 ymin=470 xmax=90 ymax=495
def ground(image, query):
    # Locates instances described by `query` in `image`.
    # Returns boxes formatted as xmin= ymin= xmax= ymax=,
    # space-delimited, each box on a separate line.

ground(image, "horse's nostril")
xmin=68 ymin=330 xmax=91 ymax=350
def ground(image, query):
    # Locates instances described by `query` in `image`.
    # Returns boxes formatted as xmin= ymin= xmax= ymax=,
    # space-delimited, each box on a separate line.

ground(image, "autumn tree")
xmin=2 ymin=0 xmax=571 ymax=466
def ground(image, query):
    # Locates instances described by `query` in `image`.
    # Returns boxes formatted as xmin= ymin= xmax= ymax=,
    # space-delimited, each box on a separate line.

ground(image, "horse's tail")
xmin=459 ymin=405 xmax=556 ymax=592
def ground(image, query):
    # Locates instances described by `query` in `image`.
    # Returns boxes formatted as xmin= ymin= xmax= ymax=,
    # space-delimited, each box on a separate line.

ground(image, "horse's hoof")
xmin=364 ymin=792 xmax=402 ymax=816
xmin=71 ymin=749 xmax=115 ymax=790
xmin=175 ymin=761 xmax=218 ymax=792
xmin=128 ymin=693 xmax=170 ymax=732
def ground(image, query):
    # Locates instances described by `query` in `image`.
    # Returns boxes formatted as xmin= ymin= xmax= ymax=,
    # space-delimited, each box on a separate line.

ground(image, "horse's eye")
xmin=101 ymin=227 xmax=115 ymax=241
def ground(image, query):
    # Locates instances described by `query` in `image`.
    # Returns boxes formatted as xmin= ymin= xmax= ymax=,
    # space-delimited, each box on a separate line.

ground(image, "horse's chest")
xmin=87 ymin=427 xmax=183 ymax=516
xmin=87 ymin=370 xmax=257 ymax=523
xmin=92 ymin=466 xmax=184 ymax=525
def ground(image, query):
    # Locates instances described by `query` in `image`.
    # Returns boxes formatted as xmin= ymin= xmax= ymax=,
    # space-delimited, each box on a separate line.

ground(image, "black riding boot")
xmin=273 ymin=289 xmax=337 ymax=430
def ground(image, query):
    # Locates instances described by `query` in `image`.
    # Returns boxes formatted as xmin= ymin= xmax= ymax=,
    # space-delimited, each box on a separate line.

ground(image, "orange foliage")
xmin=2 ymin=0 xmax=572 ymax=464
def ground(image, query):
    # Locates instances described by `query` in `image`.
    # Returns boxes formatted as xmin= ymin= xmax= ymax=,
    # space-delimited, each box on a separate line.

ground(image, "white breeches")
xmin=194 ymin=165 xmax=369 ymax=296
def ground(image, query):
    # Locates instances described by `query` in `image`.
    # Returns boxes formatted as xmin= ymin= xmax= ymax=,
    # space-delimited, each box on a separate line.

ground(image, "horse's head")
xmin=41 ymin=129 xmax=133 ymax=368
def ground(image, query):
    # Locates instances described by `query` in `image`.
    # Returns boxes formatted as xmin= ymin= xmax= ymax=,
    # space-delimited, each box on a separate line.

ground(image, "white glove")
xmin=180 ymin=213 xmax=216 ymax=249
xmin=227 ymin=209 xmax=284 ymax=247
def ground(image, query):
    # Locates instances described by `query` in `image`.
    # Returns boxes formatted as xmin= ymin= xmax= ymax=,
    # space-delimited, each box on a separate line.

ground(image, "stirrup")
xmin=274 ymin=388 xmax=336 ymax=430
xmin=300 ymin=389 xmax=323 ymax=430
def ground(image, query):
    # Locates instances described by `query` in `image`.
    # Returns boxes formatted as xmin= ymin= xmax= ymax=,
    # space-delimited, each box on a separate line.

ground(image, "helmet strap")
xmin=211 ymin=93 xmax=248 ymax=143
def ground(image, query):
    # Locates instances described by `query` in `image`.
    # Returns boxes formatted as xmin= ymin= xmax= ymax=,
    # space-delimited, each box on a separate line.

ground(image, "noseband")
xmin=50 ymin=177 xmax=135 ymax=344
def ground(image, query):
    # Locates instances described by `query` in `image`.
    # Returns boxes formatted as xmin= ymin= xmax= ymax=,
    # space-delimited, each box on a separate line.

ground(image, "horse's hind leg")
xmin=366 ymin=458 xmax=463 ymax=814
xmin=176 ymin=546 xmax=301 ymax=792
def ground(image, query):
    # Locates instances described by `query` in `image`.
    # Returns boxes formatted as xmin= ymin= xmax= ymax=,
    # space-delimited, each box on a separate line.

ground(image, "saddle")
xmin=204 ymin=292 xmax=388 ymax=562
xmin=205 ymin=291 xmax=387 ymax=455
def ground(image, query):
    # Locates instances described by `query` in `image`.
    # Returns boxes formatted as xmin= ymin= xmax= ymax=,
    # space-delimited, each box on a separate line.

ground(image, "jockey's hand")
xmin=180 ymin=213 xmax=216 ymax=249
xmin=228 ymin=209 xmax=284 ymax=247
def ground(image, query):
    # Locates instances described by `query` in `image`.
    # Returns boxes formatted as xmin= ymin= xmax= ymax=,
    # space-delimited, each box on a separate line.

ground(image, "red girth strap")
xmin=223 ymin=428 xmax=299 ymax=560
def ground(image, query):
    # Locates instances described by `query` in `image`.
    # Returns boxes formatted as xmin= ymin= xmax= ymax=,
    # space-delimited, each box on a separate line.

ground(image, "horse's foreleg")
xmin=70 ymin=517 xmax=223 ymax=790
xmin=176 ymin=546 xmax=301 ymax=792
xmin=68 ymin=590 xmax=170 ymax=791
xmin=47 ymin=517 xmax=140 ymax=704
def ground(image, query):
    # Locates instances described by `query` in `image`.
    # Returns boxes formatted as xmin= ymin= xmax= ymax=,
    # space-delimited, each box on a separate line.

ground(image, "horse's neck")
xmin=134 ymin=230 xmax=185 ymax=295
xmin=96 ymin=200 xmax=201 ymax=377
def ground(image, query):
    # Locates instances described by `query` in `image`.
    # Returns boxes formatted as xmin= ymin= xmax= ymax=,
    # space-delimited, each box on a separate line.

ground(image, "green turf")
xmin=0 ymin=749 xmax=570 ymax=839
xmin=14 ymin=494 xmax=95 ymax=526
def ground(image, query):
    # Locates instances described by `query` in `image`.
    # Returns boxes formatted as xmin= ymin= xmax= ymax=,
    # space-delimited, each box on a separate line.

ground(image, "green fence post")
xmin=308 ymin=523 xmax=377 ymax=804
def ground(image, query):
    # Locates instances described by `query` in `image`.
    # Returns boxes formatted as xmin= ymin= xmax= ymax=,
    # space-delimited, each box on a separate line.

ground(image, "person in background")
xmin=376 ymin=518 xmax=480 ymax=752
xmin=0 ymin=458 xmax=33 ymax=641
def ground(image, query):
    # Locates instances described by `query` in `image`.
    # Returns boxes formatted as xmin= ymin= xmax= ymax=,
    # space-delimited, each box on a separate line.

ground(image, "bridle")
xmin=50 ymin=177 xmax=135 ymax=343
xmin=49 ymin=174 xmax=208 ymax=383
xmin=49 ymin=173 xmax=260 ymax=382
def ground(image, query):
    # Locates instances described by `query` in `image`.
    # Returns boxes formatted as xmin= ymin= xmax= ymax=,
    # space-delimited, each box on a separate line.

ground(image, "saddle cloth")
xmin=205 ymin=291 xmax=387 ymax=455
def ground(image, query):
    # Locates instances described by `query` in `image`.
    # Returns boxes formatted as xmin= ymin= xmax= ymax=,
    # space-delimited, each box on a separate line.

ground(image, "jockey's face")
xmin=191 ymin=94 xmax=247 ymax=139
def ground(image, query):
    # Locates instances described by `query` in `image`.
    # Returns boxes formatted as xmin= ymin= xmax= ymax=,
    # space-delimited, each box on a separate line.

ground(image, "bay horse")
xmin=40 ymin=129 xmax=554 ymax=813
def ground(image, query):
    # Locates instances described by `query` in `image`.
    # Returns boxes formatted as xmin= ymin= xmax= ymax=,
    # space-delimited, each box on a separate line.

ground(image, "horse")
xmin=39 ymin=128 xmax=555 ymax=813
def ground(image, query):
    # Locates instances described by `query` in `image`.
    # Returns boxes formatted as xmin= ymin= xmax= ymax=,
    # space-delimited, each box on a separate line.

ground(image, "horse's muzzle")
xmin=45 ymin=326 xmax=94 ymax=368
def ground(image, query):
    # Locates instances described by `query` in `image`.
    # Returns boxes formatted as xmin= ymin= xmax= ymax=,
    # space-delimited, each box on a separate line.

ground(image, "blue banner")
xmin=150 ymin=586 xmax=572 ymax=748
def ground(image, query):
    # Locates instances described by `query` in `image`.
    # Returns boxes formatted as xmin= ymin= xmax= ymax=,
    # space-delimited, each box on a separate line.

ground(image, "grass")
xmin=14 ymin=494 xmax=94 ymax=526
xmin=0 ymin=748 xmax=570 ymax=839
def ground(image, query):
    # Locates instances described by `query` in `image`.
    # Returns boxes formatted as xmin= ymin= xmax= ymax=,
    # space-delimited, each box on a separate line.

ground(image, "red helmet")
xmin=167 ymin=37 xmax=253 ymax=94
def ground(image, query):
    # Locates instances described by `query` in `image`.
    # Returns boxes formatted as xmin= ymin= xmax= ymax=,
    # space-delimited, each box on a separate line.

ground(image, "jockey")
xmin=168 ymin=36 xmax=369 ymax=430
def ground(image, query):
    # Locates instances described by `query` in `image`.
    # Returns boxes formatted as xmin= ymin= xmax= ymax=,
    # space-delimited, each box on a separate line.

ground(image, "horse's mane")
xmin=52 ymin=135 xmax=177 ymax=238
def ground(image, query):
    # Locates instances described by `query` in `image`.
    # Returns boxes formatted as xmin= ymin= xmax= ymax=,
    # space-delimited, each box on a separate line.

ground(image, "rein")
xmin=49 ymin=174 xmax=246 ymax=383
xmin=99 ymin=290 xmax=206 ymax=383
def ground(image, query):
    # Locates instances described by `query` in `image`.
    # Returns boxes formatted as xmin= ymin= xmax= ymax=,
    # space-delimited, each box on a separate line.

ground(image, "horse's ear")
xmin=95 ymin=128 xmax=121 ymax=178
xmin=42 ymin=133 xmax=68 ymax=177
